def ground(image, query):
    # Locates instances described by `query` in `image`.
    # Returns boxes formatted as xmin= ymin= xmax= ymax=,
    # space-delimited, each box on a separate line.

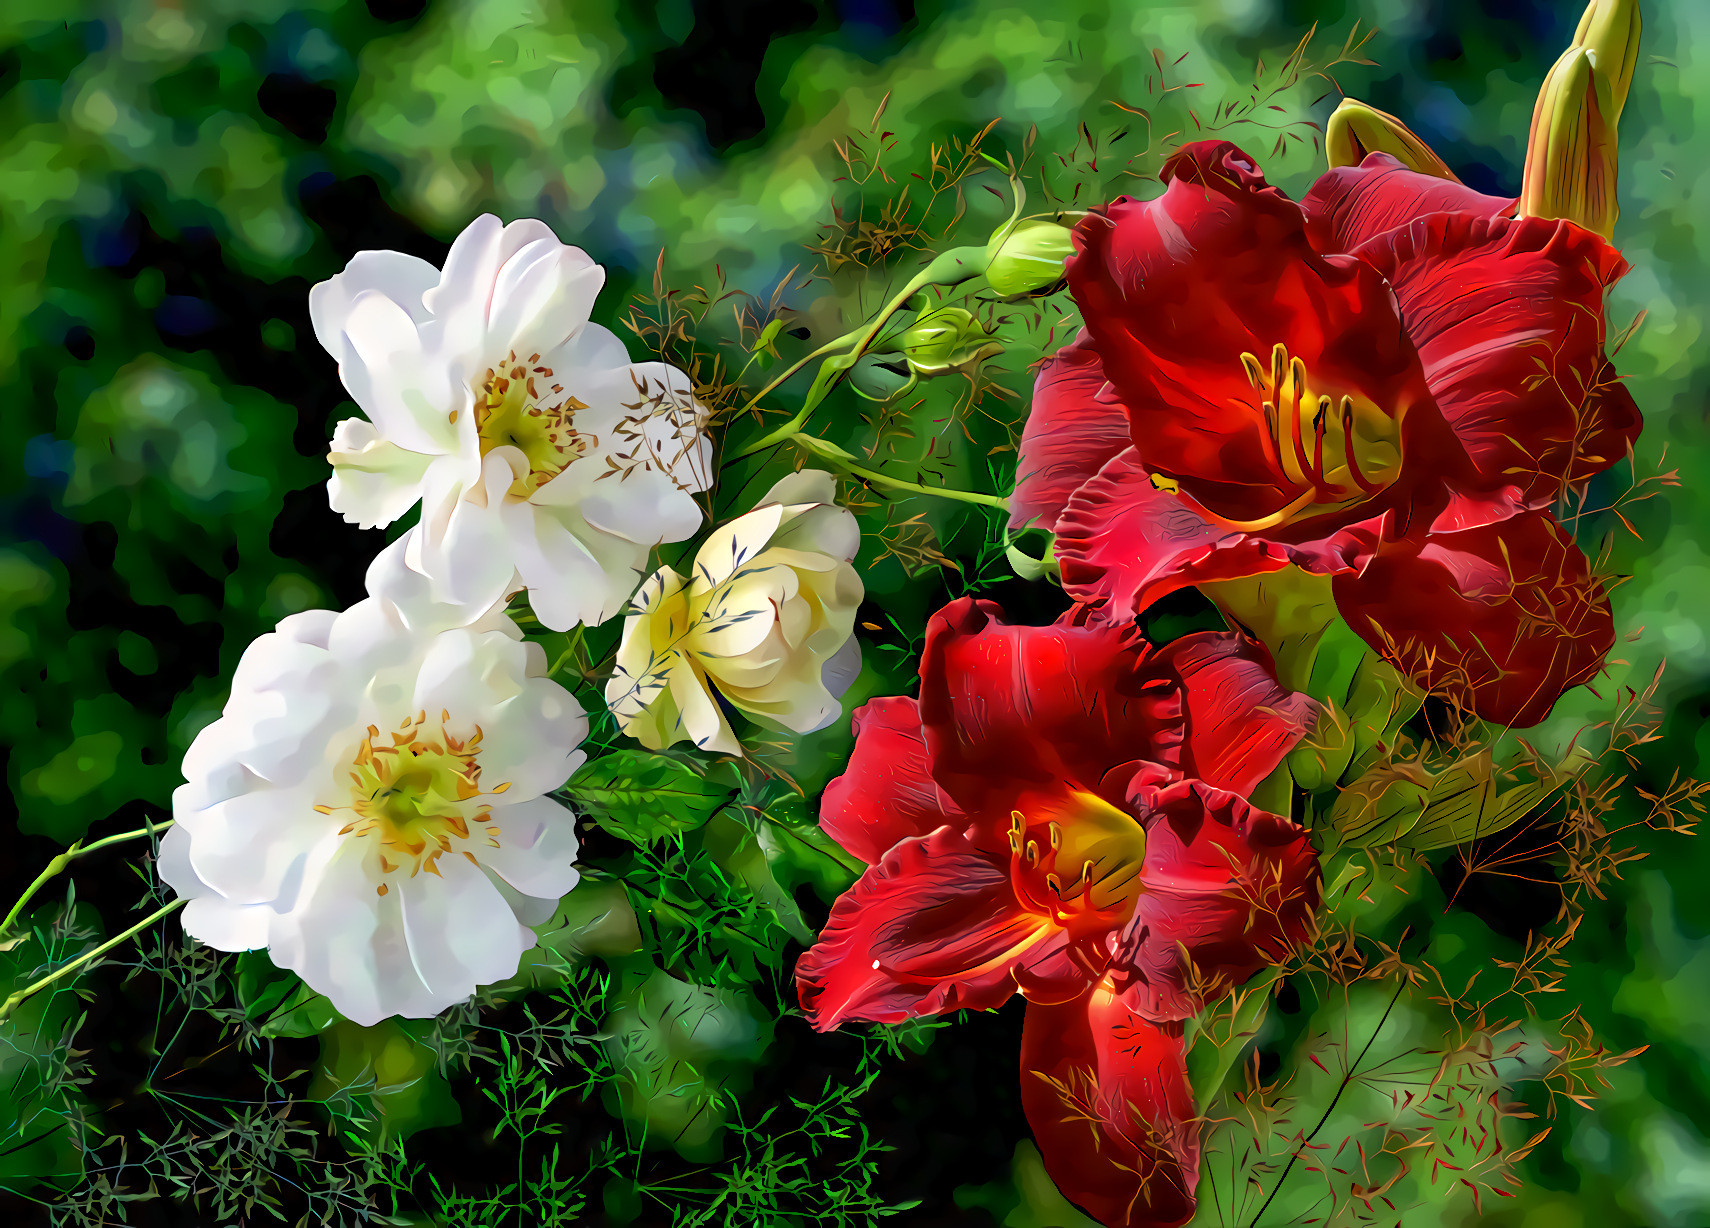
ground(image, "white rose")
xmin=607 ymin=470 xmax=863 ymax=755
xmin=160 ymin=536 xmax=588 ymax=1025
xmin=310 ymin=213 xmax=712 ymax=631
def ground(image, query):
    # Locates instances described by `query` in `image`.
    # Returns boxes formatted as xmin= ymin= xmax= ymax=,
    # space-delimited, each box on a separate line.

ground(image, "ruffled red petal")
xmin=1354 ymin=212 xmax=1633 ymax=502
xmin=1011 ymin=331 xmax=1135 ymax=533
xmin=1568 ymin=364 xmax=1642 ymax=486
xmin=819 ymin=696 xmax=962 ymax=865
xmin=1054 ymin=449 xmax=1389 ymax=621
xmin=1065 ymin=140 xmax=1435 ymax=527
xmin=795 ymin=825 xmax=1067 ymax=1030
xmin=1020 ymin=985 xmax=1199 ymax=1228
xmin=1114 ymin=781 xmax=1320 ymax=1021
xmin=1160 ymin=633 xmax=1320 ymax=796
xmin=1332 ymin=509 xmax=1614 ymax=728
xmin=1300 ymin=151 xmax=1516 ymax=256
xmin=917 ymin=598 xmax=1185 ymax=821
xmin=1054 ymin=449 xmax=1294 ymax=615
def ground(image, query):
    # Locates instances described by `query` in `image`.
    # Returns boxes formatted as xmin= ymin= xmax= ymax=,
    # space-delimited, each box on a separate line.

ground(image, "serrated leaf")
xmin=564 ymin=749 xmax=741 ymax=844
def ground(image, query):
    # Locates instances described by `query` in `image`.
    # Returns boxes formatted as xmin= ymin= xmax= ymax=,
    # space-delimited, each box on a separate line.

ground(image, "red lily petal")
xmin=795 ymin=825 xmax=1069 ymax=1030
xmin=820 ymin=696 xmax=962 ymax=865
xmin=918 ymin=598 xmax=1184 ymax=820
xmin=1054 ymin=449 xmax=1294 ymax=614
xmin=1021 ymin=985 xmax=1199 ymax=1228
xmin=1160 ymin=633 xmax=1321 ymax=796
xmin=1114 ymin=781 xmax=1320 ymax=1022
xmin=1568 ymin=364 xmax=1642 ymax=486
xmin=1355 ymin=212 xmax=1633 ymax=501
xmin=1300 ymin=151 xmax=1516 ymax=255
xmin=1333 ymin=509 xmax=1614 ymax=728
xmin=1012 ymin=331 xmax=1134 ymax=533
xmin=1054 ymin=449 xmax=1387 ymax=619
xmin=1066 ymin=140 xmax=1435 ymax=528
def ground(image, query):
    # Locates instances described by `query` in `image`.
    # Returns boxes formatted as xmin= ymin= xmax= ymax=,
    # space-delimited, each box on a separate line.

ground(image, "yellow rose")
xmin=606 ymin=471 xmax=862 ymax=754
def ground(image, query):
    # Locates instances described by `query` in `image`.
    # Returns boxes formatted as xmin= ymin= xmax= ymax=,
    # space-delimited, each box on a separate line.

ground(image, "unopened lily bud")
xmin=1519 ymin=0 xmax=1639 ymax=240
xmin=1519 ymin=48 xmax=1620 ymax=238
xmin=1324 ymin=98 xmax=1459 ymax=181
xmin=900 ymin=306 xmax=1002 ymax=377
xmin=983 ymin=219 xmax=1076 ymax=297
xmin=1572 ymin=0 xmax=1640 ymax=123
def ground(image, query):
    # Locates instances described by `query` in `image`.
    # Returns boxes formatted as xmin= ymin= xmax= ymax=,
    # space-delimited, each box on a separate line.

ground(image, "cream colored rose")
xmin=606 ymin=470 xmax=862 ymax=754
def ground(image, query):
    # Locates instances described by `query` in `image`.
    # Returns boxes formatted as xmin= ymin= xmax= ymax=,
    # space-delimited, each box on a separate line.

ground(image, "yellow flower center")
xmin=1009 ymin=790 xmax=1149 ymax=924
xmin=1224 ymin=342 xmax=1405 ymax=531
xmin=321 ymin=710 xmax=509 ymax=894
xmin=469 ymin=350 xmax=591 ymax=498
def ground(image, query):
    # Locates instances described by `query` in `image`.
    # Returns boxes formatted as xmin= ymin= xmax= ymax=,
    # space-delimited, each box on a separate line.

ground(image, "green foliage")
xmin=566 ymin=750 xmax=742 ymax=845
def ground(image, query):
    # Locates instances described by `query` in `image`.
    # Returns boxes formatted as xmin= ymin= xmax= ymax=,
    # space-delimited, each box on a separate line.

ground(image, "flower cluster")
xmin=143 ymin=2 xmax=1654 ymax=1220
xmin=797 ymin=16 xmax=1646 ymax=1221
xmin=167 ymin=218 xmax=864 ymax=1024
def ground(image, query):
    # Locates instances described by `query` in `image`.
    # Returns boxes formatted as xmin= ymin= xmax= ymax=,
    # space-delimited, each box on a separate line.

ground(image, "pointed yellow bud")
xmin=1324 ymin=98 xmax=1460 ymax=182
xmin=1518 ymin=0 xmax=1639 ymax=240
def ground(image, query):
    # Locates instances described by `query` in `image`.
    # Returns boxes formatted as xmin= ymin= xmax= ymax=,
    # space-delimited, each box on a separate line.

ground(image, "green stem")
xmin=729 ymin=248 xmax=986 ymax=461
xmin=794 ymin=434 xmax=1009 ymax=511
xmin=726 ymin=333 xmax=861 ymax=462
xmin=0 ymin=820 xmax=175 ymax=938
xmin=0 ymin=898 xmax=186 ymax=1024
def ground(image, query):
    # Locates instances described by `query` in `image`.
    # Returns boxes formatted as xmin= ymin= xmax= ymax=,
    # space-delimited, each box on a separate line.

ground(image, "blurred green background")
xmin=1 ymin=0 xmax=1706 ymax=1224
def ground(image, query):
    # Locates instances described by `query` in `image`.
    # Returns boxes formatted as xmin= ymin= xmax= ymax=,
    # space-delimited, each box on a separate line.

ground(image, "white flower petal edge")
xmin=606 ymin=470 xmax=864 ymax=755
xmin=162 ymin=555 xmax=589 ymax=1027
xmin=311 ymin=214 xmax=713 ymax=631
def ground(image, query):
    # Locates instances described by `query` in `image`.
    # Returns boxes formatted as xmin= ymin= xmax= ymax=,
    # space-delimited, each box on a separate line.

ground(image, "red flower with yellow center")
xmin=1013 ymin=141 xmax=1640 ymax=727
xmin=795 ymin=597 xmax=1321 ymax=1228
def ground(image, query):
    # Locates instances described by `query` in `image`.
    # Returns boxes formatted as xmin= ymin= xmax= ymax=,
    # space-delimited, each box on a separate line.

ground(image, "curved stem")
xmin=0 ymin=820 xmax=175 ymax=938
xmin=0 ymin=897 xmax=186 ymax=1024
xmin=794 ymin=434 xmax=1009 ymax=512
xmin=730 ymin=249 xmax=986 ymax=461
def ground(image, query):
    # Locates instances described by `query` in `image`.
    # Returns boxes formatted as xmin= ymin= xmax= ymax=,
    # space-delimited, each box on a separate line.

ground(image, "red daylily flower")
xmin=795 ymin=597 xmax=1321 ymax=1228
xmin=1013 ymin=141 xmax=1640 ymax=728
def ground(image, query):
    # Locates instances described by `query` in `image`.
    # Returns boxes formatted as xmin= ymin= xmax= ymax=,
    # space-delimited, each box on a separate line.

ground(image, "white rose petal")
xmin=310 ymin=214 xmax=712 ymax=631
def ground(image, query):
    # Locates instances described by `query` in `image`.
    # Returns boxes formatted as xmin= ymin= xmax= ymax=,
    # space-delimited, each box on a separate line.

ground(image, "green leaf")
xmin=500 ymin=879 xmax=644 ymax=993
xmin=1205 ymin=569 xmax=1421 ymax=791
xmin=1184 ymin=971 xmax=1278 ymax=1112
xmin=1326 ymin=761 xmax=1433 ymax=850
xmin=564 ymin=749 xmax=741 ymax=844
xmin=700 ymin=812 xmax=815 ymax=944
xmin=1401 ymin=751 xmax=1547 ymax=852
xmin=310 ymin=1018 xmax=461 ymax=1149
xmin=602 ymin=968 xmax=773 ymax=1161
xmin=235 ymin=950 xmax=340 ymax=1039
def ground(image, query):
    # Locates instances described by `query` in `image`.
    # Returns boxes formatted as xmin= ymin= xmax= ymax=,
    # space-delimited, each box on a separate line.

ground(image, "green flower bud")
xmin=1519 ymin=0 xmax=1639 ymax=240
xmin=1572 ymin=0 xmax=1640 ymax=123
xmin=1324 ymin=98 xmax=1459 ymax=181
xmin=983 ymin=219 xmax=1076 ymax=297
xmin=900 ymin=306 xmax=1002 ymax=377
